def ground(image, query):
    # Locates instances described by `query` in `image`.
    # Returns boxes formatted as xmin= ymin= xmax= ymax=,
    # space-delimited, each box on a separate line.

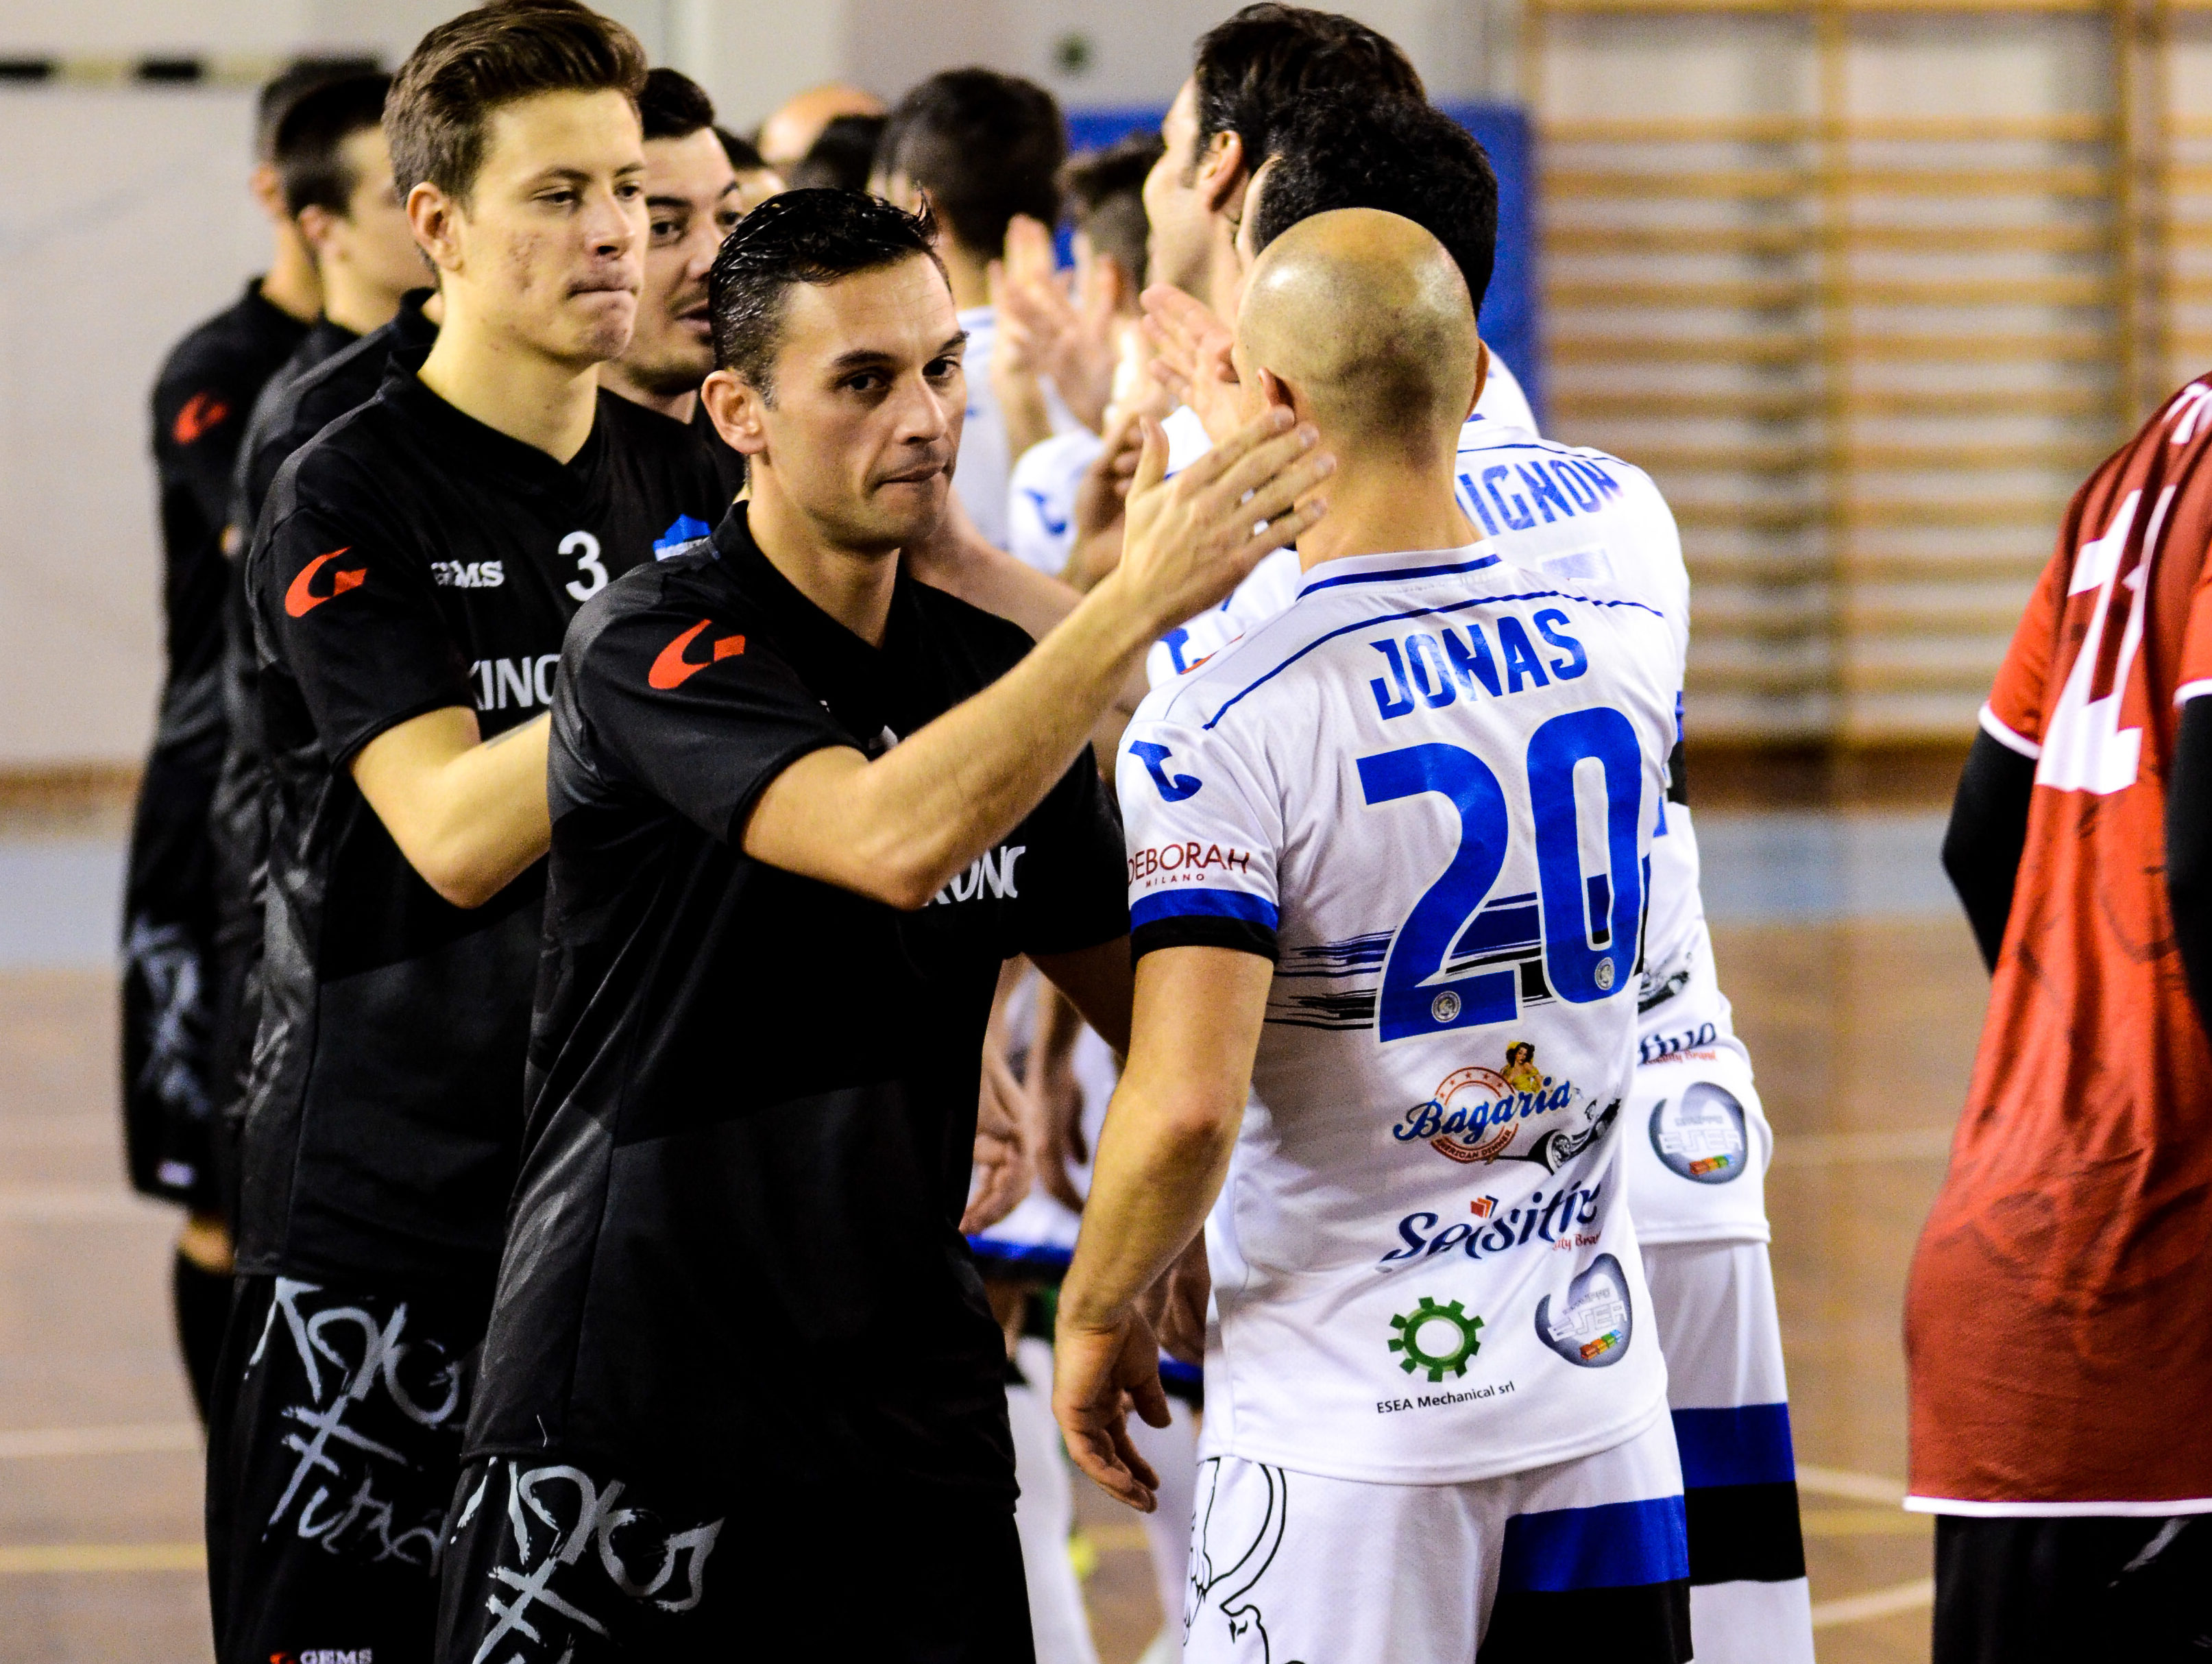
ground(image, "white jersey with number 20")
xmin=1119 ymin=543 xmax=1684 ymax=1484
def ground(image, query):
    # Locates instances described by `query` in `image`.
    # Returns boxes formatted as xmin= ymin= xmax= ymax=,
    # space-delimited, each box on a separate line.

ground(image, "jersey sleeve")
xmin=1982 ymin=540 xmax=2067 ymax=756
xmin=1116 ymin=704 xmax=1284 ymax=963
xmin=153 ymin=360 xmax=253 ymax=533
xmin=566 ymin=594 xmax=853 ymax=844
xmin=2175 ymin=546 xmax=2212 ymax=710
xmin=1008 ymin=753 xmax=1130 ymax=957
xmin=254 ymin=466 xmax=474 ymax=767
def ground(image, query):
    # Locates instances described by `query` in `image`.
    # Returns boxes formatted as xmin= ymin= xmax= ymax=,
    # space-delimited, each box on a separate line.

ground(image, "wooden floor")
xmin=0 ymin=911 xmax=1987 ymax=1662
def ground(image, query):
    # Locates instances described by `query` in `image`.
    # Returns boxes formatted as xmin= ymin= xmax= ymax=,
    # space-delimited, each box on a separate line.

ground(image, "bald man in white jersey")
xmin=1056 ymin=210 xmax=1692 ymax=1663
xmin=1140 ymin=140 xmax=1816 ymax=1662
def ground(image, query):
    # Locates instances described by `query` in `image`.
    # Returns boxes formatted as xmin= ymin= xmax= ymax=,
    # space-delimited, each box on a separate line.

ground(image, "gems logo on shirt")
xmin=1647 ymin=1081 xmax=1749 ymax=1183
xmin=1534 ymin=1253 xmax=1635 ymax=1366
xmin=1391 ymin=1040 xmax=1618 ymax=1172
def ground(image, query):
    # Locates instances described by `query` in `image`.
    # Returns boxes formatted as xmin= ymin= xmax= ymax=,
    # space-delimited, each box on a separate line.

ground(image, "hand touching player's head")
xmin=1234 ymin=208 xmax=1479 ymax=469
xmin=701 ymin=190 xmax=964 ymax=556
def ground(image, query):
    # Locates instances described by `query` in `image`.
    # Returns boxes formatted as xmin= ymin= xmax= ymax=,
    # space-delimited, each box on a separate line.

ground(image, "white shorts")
xmin=1181 ymin=1412 xmax=1690 ymax=1663
xmin=1643 ymin=1238 xmax=1814 ymax=1664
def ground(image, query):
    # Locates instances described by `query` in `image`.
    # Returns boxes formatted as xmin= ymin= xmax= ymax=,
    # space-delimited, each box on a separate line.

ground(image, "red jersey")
xmin=1906 ymin=377 xmax=2212 ymax=1511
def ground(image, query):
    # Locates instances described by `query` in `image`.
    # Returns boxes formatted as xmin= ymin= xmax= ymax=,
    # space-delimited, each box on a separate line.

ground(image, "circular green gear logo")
xmin=1388 ymin=1296 xmax=1485 ymax=1381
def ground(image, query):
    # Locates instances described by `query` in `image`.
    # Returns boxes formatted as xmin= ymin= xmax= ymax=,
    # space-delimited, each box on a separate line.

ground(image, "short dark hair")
xmin=255 ymin=56 xmax=379 ymax=160
xmin=787 ymin=113 xmax=885 ymax=193
xmin=709 ymin=189 xmax=944 ymax=400
xmin=716 ymin=125 xmax=768 ymax=173
xmin=274 ymin=71 xmax=393 ymax=217
xmin=1251 ymin=95 xmax=1498 ymax=313
xmin=877 ymin=70 xmax=1063 ymax=256
xmin=1191 ymin=5 xmax=1423 ymax=170
xmin=386 ymin=0 xmax=648 ymax=202
xmin=1062 ymin=133 xmax=1163 ymax=288
xmin=638 ymin=65 xmax=714 ymax=142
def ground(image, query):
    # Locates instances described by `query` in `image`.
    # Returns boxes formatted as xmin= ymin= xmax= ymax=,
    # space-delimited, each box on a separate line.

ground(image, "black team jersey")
xmin=124 ymin=278 xmax=311 ymax=1205
xmin=463 ymin=502 xmax=1127 ymax=1510
xmin=204 ymin=294 xmax=443 ymax=1215
xmin=237 ymin=356 xmax=728 ymax=1305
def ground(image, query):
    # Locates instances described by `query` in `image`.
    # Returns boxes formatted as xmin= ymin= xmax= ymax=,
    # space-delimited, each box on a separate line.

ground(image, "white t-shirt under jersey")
xmin=1119 ymin=544 xmax=1683 ymax=1484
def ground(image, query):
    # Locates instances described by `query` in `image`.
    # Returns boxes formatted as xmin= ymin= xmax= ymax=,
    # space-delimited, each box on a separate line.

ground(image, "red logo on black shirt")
xmin=173 ymin=390 xmax=230 ymax=445
xmin=649 ymin=619 xmax=746 ymax=689
xmin=284 ymin=549 xmax=367 ymax=617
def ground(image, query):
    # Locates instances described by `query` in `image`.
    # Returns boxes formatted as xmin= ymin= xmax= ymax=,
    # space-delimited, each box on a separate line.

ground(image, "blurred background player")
xmin=203 ymin=67 xmax=438 ymax=1244
xmin=204 ymin=8 xmax=728 ymax=1660
xmin=788 ymin=110 xmax=888 ymax=191
xmin=754 ymin=79 xmax=884 ymax=176
xmin=124 ymin=57 xmax=350 ymax=1419
xmin=600 ymin=66 xmax=752 ymax=498
xmin=714 ymin=122 xmax=787 ymax=209
xmin=1060 ymin=208 xmax=1692 ymax=1663
xmin=1909 ymin=374 xmax=2212 ymax=1660
xmin=1001 ymin=134 xmax=1166 ymax=579
xmin=873 ymin=68 xmax=1069 ymax=551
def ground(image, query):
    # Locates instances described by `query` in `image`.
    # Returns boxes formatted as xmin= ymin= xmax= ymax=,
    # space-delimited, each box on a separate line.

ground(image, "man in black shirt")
xmin=125 ymin=62 xmax=327 ymax=1414
xmin=204 ymin=8 xmax=727 ymax=1663
xmin=600 ymin=67 xmax=748 ymax=501
xmin=438 ymin=189 xmax=1333 ymax=1662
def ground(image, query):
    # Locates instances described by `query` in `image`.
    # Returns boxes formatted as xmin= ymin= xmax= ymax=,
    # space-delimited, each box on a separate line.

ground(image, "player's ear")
xmin=1467 ymin=339 xmax=1490 ymax=421
xmin=295 ymin=205 xmax=338 ymax=265
xmin=407 ymin=181 xmax=462 ymax=276
xmin=701 ymin=369 xmax=767 ymax=457
xmin=1199 ymin=130 xmax=1246 ymax=217
xmin=1256 ymin=365 xmax=1299 ymax=424
xmin=250 ymin=160 xmax=288 ymax=226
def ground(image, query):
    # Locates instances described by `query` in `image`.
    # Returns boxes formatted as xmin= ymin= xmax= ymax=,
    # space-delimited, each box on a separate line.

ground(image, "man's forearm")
xmin=352 ymin=708 xmax=551 ymax=908
xmin=825 ymin=576 xmax=1158 ymax=905
xmin=1060 ymin=1084 xmax=1237 ymax=1329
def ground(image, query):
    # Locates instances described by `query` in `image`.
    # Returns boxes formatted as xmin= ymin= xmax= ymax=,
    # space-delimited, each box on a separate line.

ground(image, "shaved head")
xmin=1235 ymin=207 xmax=1479 ymax=463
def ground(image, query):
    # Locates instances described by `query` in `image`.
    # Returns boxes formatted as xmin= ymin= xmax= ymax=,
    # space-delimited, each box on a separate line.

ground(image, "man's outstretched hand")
xmin=1053 ymin=1307 xmax=1170 ymax=1511
xmin=1141 ymin=284 xmax=1242 ymax=447
xmin=1106 ymin=402 xmax=1332 ymax=633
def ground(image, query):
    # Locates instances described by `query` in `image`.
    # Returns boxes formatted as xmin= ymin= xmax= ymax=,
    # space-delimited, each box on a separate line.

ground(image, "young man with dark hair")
xmin=277 ymin=71 xmax=427 ymax=347
xmin=1142 ymin=3 xmax=1420 ymax=326
xmin=203 ymin=8 xmax=728 ymax=1661
xmin=124 ymin=60 xmax=334 ymax=1421
xmin=874 ymin=69 xmax=1068 ymax=551
xmin=436 ymin=186 xmax=1333 ymax=1661
xmin=602 ymin=66 xmax=748 ymax=499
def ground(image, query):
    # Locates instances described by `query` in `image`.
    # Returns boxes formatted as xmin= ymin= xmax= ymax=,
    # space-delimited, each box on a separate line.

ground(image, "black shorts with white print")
xmin=206 ymin=1274 xmax=482 ymax=1664
xmin=435 ymin=1454 xmax=1036 ymax=1663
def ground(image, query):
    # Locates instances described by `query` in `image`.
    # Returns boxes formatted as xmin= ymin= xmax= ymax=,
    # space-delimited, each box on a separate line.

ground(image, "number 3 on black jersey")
xmin=562 ymin=529 xmax=607 ymax=601
xmin=1359 ymin=706 xmax=1645 ymax=1043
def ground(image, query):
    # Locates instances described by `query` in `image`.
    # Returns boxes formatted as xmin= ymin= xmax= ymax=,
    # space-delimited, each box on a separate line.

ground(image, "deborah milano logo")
xmin=1534 ymin=1253 xmax=1634 ymax=1367
xmin=1393 ymin=1039 xmax=1618 ymax=1172
xmin=1648 ymin=1080 xmax=1749 ymax=1183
